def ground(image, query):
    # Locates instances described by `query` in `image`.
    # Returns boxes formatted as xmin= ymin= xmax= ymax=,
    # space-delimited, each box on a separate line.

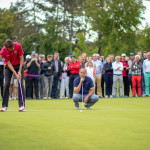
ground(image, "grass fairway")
xmin=0 ymin=97 xmax=150 ymax=150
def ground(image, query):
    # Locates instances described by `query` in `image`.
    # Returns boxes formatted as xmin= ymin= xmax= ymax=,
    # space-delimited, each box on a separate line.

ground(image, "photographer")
xmin=26 ymin=51 xmax=40 ymax=100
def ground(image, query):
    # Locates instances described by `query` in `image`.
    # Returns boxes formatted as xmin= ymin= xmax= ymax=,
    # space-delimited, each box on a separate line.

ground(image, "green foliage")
xmin=73 ymin=32 xmax=98 ymax=58
xmin=0 ymin=8 xmax=14 ymax=48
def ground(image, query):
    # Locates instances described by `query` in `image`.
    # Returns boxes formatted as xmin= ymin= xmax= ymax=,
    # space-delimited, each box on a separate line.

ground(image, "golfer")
xmin=73 ymin=68 xmax=99 ymax=110
xmin=0 ymin=39 xmax=25 ymax=112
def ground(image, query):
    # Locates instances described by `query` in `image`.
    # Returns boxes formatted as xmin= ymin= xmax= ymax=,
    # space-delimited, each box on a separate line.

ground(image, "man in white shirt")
xmin=143 ymin=52 xmax=150 ymax=97
xmin=112 ymin=56 xmax=123 ymax=98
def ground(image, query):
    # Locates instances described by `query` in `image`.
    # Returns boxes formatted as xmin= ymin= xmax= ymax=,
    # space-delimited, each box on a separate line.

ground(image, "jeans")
xmin=72 ymin=94 xmax=99 ymax=108
xmin=51 ymin=74 xmax=59 ymax=98
xmin=44 ymin=75 xmax=53 ymax=98
xmin=61 ymin=77 xmax=69 ymax=97
xmin=104 ymin=74 xmax=113 ymax=96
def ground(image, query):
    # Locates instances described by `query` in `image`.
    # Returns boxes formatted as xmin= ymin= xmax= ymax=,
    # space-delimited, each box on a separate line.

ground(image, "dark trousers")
xmin=69 ymin=74 xmax=79 ymax=98
xmin=105 ymin=75 xmax=113 ymax=96
xmin=27 ymin=76 xmax=39 ymax=99
xmin=123 ymin=76 xmax=129 ymax=96
xmin=128 ymin=74 xmax=132 ymax=92
xmin=101 ymin=75 xmax=105 ymax=97
xmin=51 ymin=74 xmax=59 ymax=98
xmin=0 ymin=76 xmax=4 ymax=98
xmin=2 ymin=65 xmax=25 ymax=107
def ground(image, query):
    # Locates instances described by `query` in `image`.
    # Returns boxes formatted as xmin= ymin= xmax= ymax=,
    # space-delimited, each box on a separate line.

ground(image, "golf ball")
xmin=80 ymin=110 xmax=82 ymax=112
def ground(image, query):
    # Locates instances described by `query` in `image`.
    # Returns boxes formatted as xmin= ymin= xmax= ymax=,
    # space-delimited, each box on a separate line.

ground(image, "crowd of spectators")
xmin=0 ymin=50 xmax=150 ymax=100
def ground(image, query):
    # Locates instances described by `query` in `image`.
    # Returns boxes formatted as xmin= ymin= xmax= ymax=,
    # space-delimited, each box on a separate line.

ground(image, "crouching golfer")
xmin=73 ymin=68 xmax=99 ymax=110
xmin=0 ymin=39 xmax=25 ymax=112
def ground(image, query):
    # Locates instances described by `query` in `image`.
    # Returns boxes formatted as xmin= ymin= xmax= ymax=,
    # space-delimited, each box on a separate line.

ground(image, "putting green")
xmin=0 ymin=97 xmax=150 ymax=150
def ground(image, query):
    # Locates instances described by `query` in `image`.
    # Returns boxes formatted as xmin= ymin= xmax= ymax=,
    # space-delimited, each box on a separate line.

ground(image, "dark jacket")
xmin=61 ymin=63 xmax=70 ymax=76
xmin=103 ymin=63 xmax=113 ymax=75
xmin=43 ymin=61 xmax=55 ymax=77
xmin=52 ymin=58 xmax=62 ymax=76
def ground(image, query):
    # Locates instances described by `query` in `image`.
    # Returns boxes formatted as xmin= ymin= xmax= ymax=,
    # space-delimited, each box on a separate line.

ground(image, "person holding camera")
xmin=26 ymin=51 xmax=40 ymax=100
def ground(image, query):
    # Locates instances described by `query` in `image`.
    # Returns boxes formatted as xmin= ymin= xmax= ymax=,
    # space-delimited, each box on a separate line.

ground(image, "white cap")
xmin=26 ymin=55 xmax=31 ymax=59
xmin=121 ymin=53 xmax=126 ymax=57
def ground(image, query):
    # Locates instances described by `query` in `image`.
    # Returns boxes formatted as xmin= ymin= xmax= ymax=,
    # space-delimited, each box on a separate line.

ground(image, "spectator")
xmin=92 ymin=53 xmax=103 ymax=98
xmin=103 ymin=57 xmax=113 ymax=98
xmin=69 ymin=55 xmax=80 ymax=98
xmin=143 ymin=52 xmax=150 ymax=97
xmin=85 ymin=62 xmax=96 ymax=85
xmin=125 ymin=57 xmax=129 ymax=61
xmin=51 ymin=52 xmax=62 ymax=99
xmin=85 ymin=56 xmax=96 ymax=68
xmin=99 ymin=56 xmax=105 ymax=98
xmin=43 ymin=55 xmax=55 ymax=100
xmin=82 ymin=53 xmax=87 ymax=64
xmin=60 ymin=57 xmax=70 ymax=99
xmin=69 ymin=52 xmax=74 ymax=58
xmin=143 ymin=51 xmax=147 ymax=60
xmin=128 ymin=53 xmax=135 ymax=91
xmin=39 ymin=54 xmax=45 ymax=99
xmin=131 ymin=55 xmax=142 ymax=97
xmin=24 ymin=55 xmax=31 ymax=98
xmin=121 ymin=53 xmax=130 ymax=97
xmin=78 ymin=56 xmax=85 ymax=68
xmin=0 ymin=53 xmax=4 ymax=98
xmin=109 ymin=54 xmax=115 ymax=63
xmin=138 ymin=51 xmax=145 ymax=97
xmin=112 ymin=56 xmax=123 ymax=98
xmin=26 ymin=51 xmax=40 ymax=99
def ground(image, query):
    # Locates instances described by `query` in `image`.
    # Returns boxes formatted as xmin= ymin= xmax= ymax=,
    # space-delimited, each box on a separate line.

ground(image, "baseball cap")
xmin=69 ymin=52 xmax=73 ymax=55
xmin=26 ymin=55 xmax=31 ymax=59
xmin=130 ymin=53 xmax=134 ymax=56
xmin=121 ymin=53 xmax=126 ymax=57
xmin=31 ymin=51 xmax=36 ymax=55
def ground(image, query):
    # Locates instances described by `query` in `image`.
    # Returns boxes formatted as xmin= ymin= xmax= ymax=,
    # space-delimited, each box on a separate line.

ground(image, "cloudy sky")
xmin=0 ymin=0 xmax=150 ymax=27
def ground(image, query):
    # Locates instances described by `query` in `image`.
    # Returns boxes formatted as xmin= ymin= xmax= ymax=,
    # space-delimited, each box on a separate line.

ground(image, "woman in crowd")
xmin=103 ymin=57 xmax=113 ymax=98
xmin=60 ymin=57 xmax=70 ymax=99
xmin=78 ymin=56 xmax=85 ymax=68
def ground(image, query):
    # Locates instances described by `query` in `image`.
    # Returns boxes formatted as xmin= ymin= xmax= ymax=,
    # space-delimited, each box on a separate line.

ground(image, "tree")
xmin=85 ymin=0 xmax=146 ymax=55
xmin=0 ymin=8 xmax=14 ymax=48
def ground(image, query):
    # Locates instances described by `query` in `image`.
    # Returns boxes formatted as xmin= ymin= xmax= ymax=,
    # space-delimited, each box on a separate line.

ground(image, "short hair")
xmin=135 ymin=55 xmax=140 ymax=59
xmin=70 ymin=55 xmax=76 ymax=58
xmin=143 ymin=51 xmax=147 ymax=53
xmin=138 ymin=51 xmax=142 ymax=53
xmin=54 ymin=51 xmax=59 ymax=54
xmin=115 ymin=56 xmax=120 ymax=59
xmin=47 ymin=55 xmax=53 ymax=58
xmin=4 ymin=39 xmax=14 ymax=49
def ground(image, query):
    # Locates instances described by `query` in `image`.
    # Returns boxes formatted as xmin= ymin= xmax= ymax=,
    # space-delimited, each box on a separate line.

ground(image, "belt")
xmin=113 ymin=74 xmax=122 ymax=76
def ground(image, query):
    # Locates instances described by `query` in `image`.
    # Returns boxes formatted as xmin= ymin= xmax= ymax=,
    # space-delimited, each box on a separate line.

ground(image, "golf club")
xmin=80 ymin=84 xmax=83 ymax=112
xmin=19 ymin=80 xmax=25 ymax=107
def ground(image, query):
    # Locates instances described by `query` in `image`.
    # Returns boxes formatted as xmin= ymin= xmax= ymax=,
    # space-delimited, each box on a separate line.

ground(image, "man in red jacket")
xmin=0 ymin=39 xmax=25 ymax=112
xmin=69 ymin=55 xmax=80 ymax=98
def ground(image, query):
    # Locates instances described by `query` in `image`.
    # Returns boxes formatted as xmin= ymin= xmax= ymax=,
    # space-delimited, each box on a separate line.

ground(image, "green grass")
xmin=0 ymin=97 xmax=150 ymax=150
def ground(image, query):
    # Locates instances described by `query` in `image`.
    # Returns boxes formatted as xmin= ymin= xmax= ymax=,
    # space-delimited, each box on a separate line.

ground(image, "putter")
xmin=80 ymin=84 xmax=84 ymax=112
xmin=19 ymin=80 xmax=25 ymax=107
